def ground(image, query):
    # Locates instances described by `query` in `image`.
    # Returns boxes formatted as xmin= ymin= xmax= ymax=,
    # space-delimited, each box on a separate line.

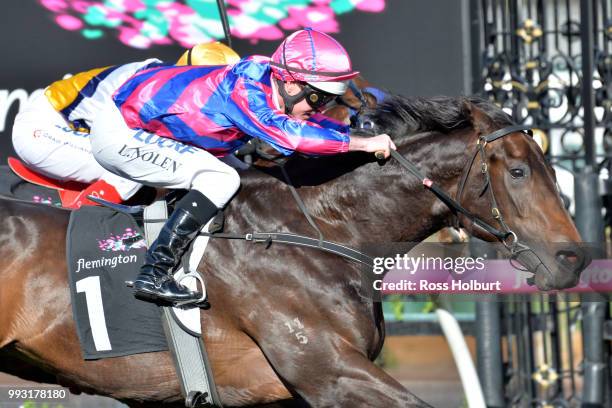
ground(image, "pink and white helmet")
xmin=271 ymin=28 xmax=359 ymax=95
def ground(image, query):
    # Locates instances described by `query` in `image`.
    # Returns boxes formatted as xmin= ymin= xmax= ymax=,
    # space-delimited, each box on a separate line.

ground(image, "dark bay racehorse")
xmin=0 ymin=95 xmax=587 ymax=407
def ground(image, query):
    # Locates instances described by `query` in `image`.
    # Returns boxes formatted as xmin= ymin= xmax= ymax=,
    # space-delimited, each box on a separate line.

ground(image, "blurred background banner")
xmin=0 ymin=0 xmax=472 ymax=161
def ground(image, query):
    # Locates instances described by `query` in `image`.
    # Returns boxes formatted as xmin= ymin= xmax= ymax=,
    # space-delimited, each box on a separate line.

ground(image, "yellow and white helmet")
xmin=176 ymin=42 xmax=240 ymax=66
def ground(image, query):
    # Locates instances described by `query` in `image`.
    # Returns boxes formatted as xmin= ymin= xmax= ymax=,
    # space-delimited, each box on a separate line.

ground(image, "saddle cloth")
xmin=0 ymin=165 xmax=212 ymax=357
xmin=66 ymin=205 xmax=168 ymax=359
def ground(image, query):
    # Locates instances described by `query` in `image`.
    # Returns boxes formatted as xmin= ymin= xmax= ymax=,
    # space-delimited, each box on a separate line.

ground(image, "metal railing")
xmin=474 ymin=0 xmax=611 ymax=406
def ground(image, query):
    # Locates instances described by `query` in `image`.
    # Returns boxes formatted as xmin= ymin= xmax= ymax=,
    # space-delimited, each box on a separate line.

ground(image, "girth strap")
xmin=88 ymin=196 xmax=376 ymax=269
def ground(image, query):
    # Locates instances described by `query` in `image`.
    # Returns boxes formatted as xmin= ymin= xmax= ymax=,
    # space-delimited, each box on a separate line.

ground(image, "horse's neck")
xmin=316 ymin=131 xmax=471 ymax=243
xmin=230 ymin=131 xmax=472 ymax=245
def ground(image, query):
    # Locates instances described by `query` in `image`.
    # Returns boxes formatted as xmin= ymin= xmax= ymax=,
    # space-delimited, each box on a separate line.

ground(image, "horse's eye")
xmin=510 ymin=168 xmax=525 ymax=178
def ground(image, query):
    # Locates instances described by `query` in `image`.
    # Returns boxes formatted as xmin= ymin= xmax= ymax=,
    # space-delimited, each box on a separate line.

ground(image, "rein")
xmin=352 ymin=124 xmax=542 ymax=271
xmin=354 ymin=123 xmax=545 ymax=279
xmin=198 ymin=125 xmax=541 ymax=274
xmin=87 ymin=123 xmax=545 ymax=277
xmin=346 ymin=93 xmax=543 ymax=272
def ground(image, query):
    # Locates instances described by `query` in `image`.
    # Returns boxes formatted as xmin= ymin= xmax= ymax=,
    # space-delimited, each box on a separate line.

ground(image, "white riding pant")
xmin=12 ymin=92 xmax=142 ymax=199
xmin=90 ymin=103 xmax=241 ymax=209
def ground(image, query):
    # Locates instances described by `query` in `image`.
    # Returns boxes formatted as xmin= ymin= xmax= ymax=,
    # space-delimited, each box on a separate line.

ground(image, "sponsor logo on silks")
xmin=133 ymin=130 xmax=197 ymax=154
xmin=118 ymin=144 xmax=183 ymax=173
xmin=32 ymin=128 xmax=91 ymax=153
xmin=97 ymin=228 xmax=146 ymax=252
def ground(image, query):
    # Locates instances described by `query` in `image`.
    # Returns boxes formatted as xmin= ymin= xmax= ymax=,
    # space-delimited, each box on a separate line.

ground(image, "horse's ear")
xmin=461 ymin=98 xmax=493 ymax=134
xmin=364 ymin=92 xmax=377 ymax=108
xmin=460 ymin=99 xmax=474 ymax=124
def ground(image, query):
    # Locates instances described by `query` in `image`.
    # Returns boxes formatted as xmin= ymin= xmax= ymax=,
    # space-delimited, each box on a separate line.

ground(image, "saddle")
xmin=6 ymin=157 xmax=159 ymax=209
xmin=7 ymin=157 xmax=87 ymax=207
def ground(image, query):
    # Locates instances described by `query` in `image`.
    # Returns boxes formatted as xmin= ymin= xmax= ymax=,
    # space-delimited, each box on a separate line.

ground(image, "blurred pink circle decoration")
xmin=56 ymin=14 xmax=83 ymax=30
xmin=39 ymin=0 xmax=386 ymax=49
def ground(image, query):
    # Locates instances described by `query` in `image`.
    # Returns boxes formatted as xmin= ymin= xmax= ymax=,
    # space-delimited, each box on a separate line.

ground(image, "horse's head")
xmin=356 ymin=95 xmax=589 ymax=290
xmin=456 ymin=99 xmax=590 ymax=290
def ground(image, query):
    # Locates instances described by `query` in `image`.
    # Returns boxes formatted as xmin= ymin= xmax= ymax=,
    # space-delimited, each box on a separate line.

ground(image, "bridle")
xmin=455 ymin=125 xmax=538 ymax=261
xmin=384 ymin=124 xmax=546 ymax=274
xmin=455 ymin=124 xmax=533 ymax=246
xmin=345 ymin=84 xmax=542 ymax=265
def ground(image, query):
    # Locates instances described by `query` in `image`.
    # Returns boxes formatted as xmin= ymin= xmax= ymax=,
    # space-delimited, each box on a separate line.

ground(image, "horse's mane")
xmin=362 ymin=94 xmax=515 ymax=138
xmin=467 ymin=96 xmax=516 ymax=127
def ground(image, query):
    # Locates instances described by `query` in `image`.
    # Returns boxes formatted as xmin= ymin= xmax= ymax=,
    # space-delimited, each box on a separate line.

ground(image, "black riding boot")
xmin=132 ymin=190 xmax=219 ymax=304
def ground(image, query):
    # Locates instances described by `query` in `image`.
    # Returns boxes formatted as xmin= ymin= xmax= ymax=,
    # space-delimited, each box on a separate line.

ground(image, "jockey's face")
xmin=280 ymin=81 xmax=316 ymax=120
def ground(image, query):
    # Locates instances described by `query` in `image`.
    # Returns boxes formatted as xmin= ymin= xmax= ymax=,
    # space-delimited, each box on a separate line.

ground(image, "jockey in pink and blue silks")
xmin=90 ymin=28 xmax=396 ymax=305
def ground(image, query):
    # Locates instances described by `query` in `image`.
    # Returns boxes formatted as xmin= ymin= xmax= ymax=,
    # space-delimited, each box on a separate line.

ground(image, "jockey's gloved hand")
xmin=348 ymin=134 xmax=396 ymax=159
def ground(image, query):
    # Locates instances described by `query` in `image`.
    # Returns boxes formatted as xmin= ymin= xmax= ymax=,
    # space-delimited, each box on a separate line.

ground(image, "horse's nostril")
xmin=555 ymin=248 xmax=586 ymax=272
xmin=566 ymin=254 xmax=578 ymax=263
xmin=558 ymin=252 xmax=577 ymax=264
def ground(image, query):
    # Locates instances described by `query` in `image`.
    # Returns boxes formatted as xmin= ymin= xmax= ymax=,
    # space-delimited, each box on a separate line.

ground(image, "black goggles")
xmin=301 ymin=83 xmax=338 ymax=111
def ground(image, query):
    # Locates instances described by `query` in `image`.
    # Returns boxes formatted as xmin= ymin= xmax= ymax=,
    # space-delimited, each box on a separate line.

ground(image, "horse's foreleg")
xmin=316 ymin=351 xmax=431 ymax=408
xmin=256 ymin=337 xmax=431 ymax=408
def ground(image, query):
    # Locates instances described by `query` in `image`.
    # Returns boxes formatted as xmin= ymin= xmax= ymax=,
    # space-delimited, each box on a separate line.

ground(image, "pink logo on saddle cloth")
xmin=33 ymin=195 xmax=62 ymax=206
xmin=97 ymin=228 xmax=146 ymax=252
